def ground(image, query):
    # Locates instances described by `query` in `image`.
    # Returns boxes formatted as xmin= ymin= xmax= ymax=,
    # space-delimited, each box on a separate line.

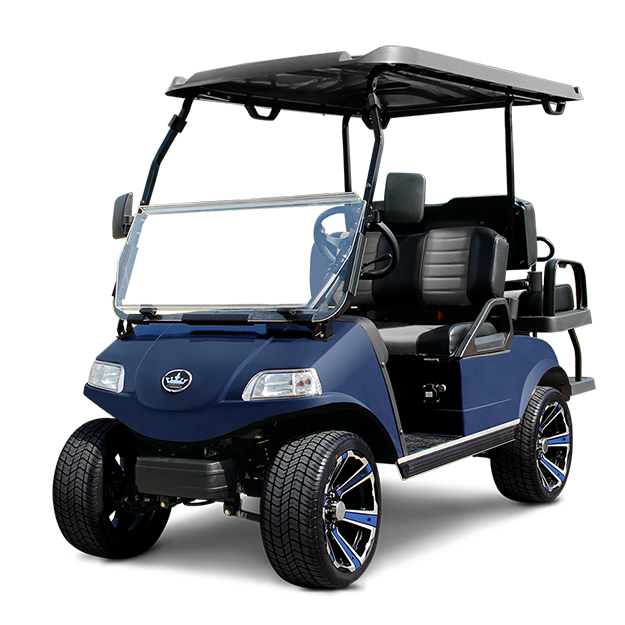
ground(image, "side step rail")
xmin=397 ymin=420 xmax=519 ymax=480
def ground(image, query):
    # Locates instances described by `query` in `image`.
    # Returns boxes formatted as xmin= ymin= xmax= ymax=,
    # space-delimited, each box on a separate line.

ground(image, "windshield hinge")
xmin=367 ymin=209 xmax=382 ymax=224
xmin=117 ymin=319 xmax=135 ymax=340
xmin=312 ymin=319 xmax=334 ymax=342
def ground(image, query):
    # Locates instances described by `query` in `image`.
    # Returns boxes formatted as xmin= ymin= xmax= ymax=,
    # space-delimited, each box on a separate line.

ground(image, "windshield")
xmin=114 ymin=193 xmax=366 ymax=324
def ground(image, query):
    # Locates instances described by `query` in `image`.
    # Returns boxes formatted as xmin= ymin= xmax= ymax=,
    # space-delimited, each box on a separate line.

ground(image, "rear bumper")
xmin=135 ymin=456 xmax=236 ymax=500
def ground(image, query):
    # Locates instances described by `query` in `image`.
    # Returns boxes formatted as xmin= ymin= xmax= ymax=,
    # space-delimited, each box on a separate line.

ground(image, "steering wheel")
xmin=313 ymin=205 xmax=358 ymax=267
xmin=360 ymin=221 xmax=399 ymax=280
xmin=536 ymin=237 xmax=556 ymax=263
xmin=313 ymin=206 xmax=399 ymax=280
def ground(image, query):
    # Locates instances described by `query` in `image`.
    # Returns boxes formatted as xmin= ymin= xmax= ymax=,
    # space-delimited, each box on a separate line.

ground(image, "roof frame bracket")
xmin=245 ymin=103 xmax=281 ymax=121
xmin=542 ymin=99 xmax=566 ymax=116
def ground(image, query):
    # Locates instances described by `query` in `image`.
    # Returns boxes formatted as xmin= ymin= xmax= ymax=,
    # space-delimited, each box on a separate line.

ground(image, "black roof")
xmin=166 ymin=46 xmax=582 ymax=118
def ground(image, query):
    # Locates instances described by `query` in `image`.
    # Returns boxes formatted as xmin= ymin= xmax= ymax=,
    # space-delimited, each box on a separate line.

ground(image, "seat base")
xmin=375 ymin=320 xmax=499 ymax=357
xmin=513 ymin=308 xmax=592 ymax=333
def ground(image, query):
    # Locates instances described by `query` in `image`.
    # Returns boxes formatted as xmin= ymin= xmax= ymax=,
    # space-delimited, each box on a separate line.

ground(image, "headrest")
xmin=383 ymin=173 xmax=426 ymax=226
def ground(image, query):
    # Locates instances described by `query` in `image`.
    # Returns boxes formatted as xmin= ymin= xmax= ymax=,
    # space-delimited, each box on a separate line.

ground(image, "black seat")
xmin=375 ymin=320 xmax=502 ymax=357
xmin=353 ymin=173 xmax=510 ymax=357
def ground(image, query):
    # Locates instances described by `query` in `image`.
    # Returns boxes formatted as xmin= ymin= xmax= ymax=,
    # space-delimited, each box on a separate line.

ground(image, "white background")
xmin=0 ymin=7 xmax=608 ymax=625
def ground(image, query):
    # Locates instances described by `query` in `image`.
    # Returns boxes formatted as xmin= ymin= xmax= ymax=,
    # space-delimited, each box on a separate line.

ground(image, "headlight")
xmin=88 ymin=361 xmax=125 ymax=393
xmin=242 ymin=368 xmax=322 ymax=401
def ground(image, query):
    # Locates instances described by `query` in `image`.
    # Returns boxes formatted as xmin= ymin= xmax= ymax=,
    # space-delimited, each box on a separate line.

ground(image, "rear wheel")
xmin=53 ymin=418 xmax=170 ymax=559
xmin=260 ymin=430 xmax=380 ymax=588
xmin=491 ymin=386 xmax=572 ymax=503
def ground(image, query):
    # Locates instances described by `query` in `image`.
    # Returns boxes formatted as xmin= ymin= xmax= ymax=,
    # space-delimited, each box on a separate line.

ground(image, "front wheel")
xmin=490 ymin=386 xmax=573 ymax=503
xmin=53 ymin=418 xmax=170 ymax=559
xmin=260 ymin=430 xmax=381 ymax=589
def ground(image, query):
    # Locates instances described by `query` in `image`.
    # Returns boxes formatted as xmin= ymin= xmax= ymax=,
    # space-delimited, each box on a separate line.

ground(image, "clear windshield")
xmin=114 ymin=193 xmax=366 ymax=323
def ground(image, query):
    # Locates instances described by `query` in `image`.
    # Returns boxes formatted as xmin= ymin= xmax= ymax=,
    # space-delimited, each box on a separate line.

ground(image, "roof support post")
xmin=342 ymin=115 xmax=352 ymax=192
xmin=505 ymin=98 xmax=515 ymax=209
xmin=363 ymin=70 xmax=385 ymax=207
xmin=140 ymin=97 xmax=194 ymax=206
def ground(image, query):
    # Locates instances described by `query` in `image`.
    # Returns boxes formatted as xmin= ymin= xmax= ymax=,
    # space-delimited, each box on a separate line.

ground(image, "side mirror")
xmin=112 ymin=193 xmax=133 ymax=239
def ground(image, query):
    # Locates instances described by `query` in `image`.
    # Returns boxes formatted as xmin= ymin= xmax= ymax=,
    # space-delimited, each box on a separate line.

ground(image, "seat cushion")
xmin=376 ymin=321 xmax=498 ymax=357
xmin=509 ymin=283 xmax=575 ymax=316
xmin=374 ymin=323 xmax=438 ymax=356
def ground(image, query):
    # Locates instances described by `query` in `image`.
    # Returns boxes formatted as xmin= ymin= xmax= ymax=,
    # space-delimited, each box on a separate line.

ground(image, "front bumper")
xmin=135 ymin=456 xmax=236 ymax=500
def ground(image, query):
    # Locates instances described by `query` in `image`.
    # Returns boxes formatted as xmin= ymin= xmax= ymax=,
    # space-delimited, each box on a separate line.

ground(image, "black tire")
xmin=260 ymin=430 xmax=381 ymax=589
xmin=53 ymin=418 xmax=170 ymax=559
xmin=490 ymin=386 xmax=573 ymax=503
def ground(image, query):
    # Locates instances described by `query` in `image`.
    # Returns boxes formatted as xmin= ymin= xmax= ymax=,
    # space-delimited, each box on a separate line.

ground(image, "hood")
xmin=92 ymin=324 xmax=279 ymax=413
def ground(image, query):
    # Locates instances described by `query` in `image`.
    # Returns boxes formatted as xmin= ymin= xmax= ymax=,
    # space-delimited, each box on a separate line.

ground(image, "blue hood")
xmin=84 ymin=321 xmax=400 ymax=451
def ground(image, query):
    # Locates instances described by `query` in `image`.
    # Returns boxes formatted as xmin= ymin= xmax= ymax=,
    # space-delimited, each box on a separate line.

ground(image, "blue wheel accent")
xmin=343 ymin=511 xmax=378 ymax=528
xmin=332 ymin=529 xmax=361 ymax=570
xmin=540 ymin=458 xmax=565 ymax=483
xmin=547 ymin=435 xmax=570 ymax=445
xmin=336 ymin=463 xmax=372 ymax=497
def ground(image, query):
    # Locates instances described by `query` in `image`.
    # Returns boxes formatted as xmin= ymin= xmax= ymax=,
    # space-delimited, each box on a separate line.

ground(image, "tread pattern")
xmin=53 ymin=419 xmax=117 ymax=556
xmin=53 ymin=418 xmax=169 ymax=559
xmin=260 ymin=430 xmax=377 ymax=589
xmin=490 ymin=386 xmax=571 ymax=503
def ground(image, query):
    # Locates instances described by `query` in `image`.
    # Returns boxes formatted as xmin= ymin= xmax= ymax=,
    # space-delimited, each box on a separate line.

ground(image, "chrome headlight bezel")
xmin=242 ymin=368 xmax=322 ymax=401
xmin=87 ymin=360 xmax=125 ymax=394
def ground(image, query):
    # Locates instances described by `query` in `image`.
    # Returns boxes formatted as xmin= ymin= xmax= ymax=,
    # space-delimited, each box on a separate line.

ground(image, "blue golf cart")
xmin=53 ymin=46 xmax=594 ymax=589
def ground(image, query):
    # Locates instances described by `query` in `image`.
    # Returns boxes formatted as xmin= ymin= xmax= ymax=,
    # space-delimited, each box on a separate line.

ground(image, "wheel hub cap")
xmin=334 ymin=500 xmax=346 ymax=521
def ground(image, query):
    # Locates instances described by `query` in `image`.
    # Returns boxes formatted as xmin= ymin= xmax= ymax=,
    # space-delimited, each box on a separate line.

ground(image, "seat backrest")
xmin=417 ymin=195 xmax=537 ymax=270
xmin=373 ymin=225 xmax=508 ymax=308
xmin=353 ymin=172 xmax=426 ymax=307
xmin=353 ymin=173 xmax=509 ymax=317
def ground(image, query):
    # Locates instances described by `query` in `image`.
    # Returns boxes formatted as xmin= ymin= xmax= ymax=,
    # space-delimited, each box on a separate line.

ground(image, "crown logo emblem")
xmin=166 ymin=372 xmax=188 ymax=387
xmin=162 ymin=369 xmax=192 ymax=393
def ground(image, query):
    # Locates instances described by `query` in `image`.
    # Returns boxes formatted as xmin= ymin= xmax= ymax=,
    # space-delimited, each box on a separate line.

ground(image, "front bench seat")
xmin=376 ymin=320 xmax=500 ymax=357
xmin=375 ymin=225 xmax=509 ymax=356
xmin=353 ymin=173 xmax=510 ymax=357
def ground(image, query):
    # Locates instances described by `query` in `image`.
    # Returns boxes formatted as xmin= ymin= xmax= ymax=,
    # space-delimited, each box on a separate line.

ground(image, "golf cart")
xmin=53 ymin=46 xmax=594 ymax=589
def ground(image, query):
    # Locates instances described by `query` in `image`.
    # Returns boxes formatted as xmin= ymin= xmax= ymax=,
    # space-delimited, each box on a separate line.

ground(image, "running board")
xmin=397 ymin=420 xmax=519 ymax=480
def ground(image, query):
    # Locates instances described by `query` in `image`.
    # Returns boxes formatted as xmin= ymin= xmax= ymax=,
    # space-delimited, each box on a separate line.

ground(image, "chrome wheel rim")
xmin=536 ymin=400 xmax=571 ymax=493
xmin=323 ymin=450 xmax=378 ymax=573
